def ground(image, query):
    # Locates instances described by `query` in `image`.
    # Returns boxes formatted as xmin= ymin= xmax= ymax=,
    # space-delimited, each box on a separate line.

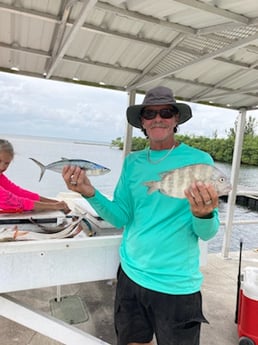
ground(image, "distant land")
xmin=0 ymin=133 xmax=110 ymax=146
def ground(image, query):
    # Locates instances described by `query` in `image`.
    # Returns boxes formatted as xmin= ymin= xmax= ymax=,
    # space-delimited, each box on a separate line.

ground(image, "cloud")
xmin=0 ymin=72 xmax=258 ymax=142
xmin=182 ymin=102 xmax=239 ymax=138
xmin=0 ymin=73 xmax=128 ymax=141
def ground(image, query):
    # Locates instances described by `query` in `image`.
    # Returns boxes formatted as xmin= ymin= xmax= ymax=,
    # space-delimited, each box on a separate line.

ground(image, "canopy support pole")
xmin=222 ymin=108 xmax=246 ymax=259
xmin=123 ymin=90 xmax=136 ymax=158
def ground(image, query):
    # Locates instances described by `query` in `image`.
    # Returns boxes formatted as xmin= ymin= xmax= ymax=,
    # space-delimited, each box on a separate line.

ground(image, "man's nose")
xmin=154 ymin=113 xmax=163 ymax=120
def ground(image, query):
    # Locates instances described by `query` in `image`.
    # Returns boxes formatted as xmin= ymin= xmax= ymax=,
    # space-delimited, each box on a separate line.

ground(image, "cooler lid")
xmin=242 ymin=266 xmax=258 ymax=301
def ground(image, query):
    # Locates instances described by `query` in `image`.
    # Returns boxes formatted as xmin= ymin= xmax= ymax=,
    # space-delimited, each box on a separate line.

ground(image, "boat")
xmin=1 ymin=1 xmax=258 ymax=344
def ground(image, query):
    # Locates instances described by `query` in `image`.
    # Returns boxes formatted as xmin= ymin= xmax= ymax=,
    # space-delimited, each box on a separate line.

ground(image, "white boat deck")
xmin=1 ymin=195 xmax=258 ymax=345
xmin=1 ymin=249 xmax=258 ymax=345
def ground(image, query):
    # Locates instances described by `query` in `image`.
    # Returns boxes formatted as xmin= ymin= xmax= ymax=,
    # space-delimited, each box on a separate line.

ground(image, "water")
xmin=209 ymin=201 xmax=258 ymax=253
xmin=216 ymin=161 xmax=258 ymax=189
xmin=5 ymin=135 xmax=123 ymax=197
xmin=211 ymin=162 xmax=258 ymax=254
xmin=2 ymin=135 xmax=258 ymax=253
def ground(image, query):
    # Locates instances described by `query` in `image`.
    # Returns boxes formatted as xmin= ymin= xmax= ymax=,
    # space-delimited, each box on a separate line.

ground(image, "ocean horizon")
xmin=0 ymin=132 xmax=111 ymax=146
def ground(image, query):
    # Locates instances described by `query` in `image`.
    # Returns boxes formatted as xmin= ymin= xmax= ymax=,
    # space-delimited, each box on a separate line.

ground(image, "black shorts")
xmin=114 ymin=267 xmax=208 ymax=345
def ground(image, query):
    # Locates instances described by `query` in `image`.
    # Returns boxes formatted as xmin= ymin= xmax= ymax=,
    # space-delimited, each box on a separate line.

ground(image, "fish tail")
xmin=144 ymin=181 xmax=158 ymax=194
xmin=13 ymin=228 xmax=28 ymax=240
xmin=29 ymin=158 xmax=46 ymax=182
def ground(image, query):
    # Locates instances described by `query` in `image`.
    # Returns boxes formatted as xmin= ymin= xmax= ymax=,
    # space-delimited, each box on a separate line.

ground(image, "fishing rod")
xmin=235 ymin=238 xmax=243 ymax=324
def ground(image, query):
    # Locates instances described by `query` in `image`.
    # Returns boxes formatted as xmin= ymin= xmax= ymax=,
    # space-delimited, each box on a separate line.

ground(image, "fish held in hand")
xmin=30 ymin=157 xmax=111 ymax=181
xmin=145 ymin=164 xmax=231 ymax=198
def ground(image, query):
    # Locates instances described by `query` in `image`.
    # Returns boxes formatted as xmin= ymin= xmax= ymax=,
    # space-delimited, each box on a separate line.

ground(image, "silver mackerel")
xmin=145 ymin=164 xmax=231 ymax=198
xmin=30 ymin=158 xmax=111 ymax=181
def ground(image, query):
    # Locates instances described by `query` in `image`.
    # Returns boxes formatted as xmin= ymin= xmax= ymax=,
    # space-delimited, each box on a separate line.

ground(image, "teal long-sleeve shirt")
xmin=86 ymin=143 xmax=220 ymax=294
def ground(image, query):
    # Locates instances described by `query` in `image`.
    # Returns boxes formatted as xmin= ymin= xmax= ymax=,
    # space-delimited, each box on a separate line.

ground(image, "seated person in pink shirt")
xmin=0 ymin=139 xmax=70 ymax=214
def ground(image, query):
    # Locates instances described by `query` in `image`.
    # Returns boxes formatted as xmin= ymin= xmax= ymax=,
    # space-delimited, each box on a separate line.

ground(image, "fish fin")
xmin=61 ymin=157 xmax=69 ymax=160
xmin=13 ymin=227 xmax=29 ymax=240
xmin=29 ymin=158 xmax=46 ymax=182
xmin=144 ymin=181 xmax=159 ymax=194
xmin=159 ymin=172 xmax=167 ymax=178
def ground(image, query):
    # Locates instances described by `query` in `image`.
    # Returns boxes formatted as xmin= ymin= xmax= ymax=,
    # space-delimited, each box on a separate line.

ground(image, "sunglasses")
xmin=141 ymin=107 xmax=178 ymax=120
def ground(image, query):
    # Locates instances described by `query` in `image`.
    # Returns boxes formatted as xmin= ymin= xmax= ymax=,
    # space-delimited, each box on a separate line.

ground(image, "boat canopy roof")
xmin=0 ymin=0 xmax=258 ymax=111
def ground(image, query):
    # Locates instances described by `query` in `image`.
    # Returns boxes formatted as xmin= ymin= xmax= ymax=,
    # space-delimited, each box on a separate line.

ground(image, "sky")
xmin=0 ymin=71 xmax=258 ymax=143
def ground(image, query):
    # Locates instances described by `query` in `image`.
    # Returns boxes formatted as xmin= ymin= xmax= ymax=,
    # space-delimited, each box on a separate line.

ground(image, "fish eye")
xmin=219 ymin=177 xmax=225 ymax=183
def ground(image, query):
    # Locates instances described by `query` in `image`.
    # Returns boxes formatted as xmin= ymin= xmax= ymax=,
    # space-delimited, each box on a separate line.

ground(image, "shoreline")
xmin=0 ymin=133 xmax=110 ymax=146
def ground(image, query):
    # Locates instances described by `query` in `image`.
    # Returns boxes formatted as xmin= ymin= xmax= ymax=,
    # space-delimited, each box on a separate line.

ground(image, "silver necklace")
xmin=147 ymin=145 xmax=175 ymax=164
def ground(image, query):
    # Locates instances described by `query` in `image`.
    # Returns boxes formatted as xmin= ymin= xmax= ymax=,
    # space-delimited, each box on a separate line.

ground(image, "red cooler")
xmin=238 ymin=266 xmax=258 ymax=345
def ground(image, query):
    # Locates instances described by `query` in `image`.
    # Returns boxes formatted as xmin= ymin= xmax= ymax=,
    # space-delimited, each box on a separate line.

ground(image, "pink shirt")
xmin=0 ymin=174 xmax=40 ymax=212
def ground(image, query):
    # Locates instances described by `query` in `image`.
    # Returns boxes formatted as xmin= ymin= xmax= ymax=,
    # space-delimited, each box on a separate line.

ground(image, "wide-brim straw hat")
xmin=127 ymin=86 xmax=192 ymax=128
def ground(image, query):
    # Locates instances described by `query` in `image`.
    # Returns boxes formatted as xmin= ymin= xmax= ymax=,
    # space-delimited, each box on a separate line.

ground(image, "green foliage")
xmin=245 ymin=116 xmax=257 ymax=136
xmin=111 ymin=136 xmax=148 ymax=151
xmin=226 ymin=115 xmax=257 ymax=138
xmin=242 ymin=135 xmax=258 ymax=165
xmin=111 ymin=137 xmax=123 ymax=150
xmin=131 ymin=137 xmax=149 ymax=151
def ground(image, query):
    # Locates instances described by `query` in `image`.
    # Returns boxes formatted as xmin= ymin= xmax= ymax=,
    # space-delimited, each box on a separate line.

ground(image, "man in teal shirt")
xmin=63 ymin=86 xmax=220 ymax=345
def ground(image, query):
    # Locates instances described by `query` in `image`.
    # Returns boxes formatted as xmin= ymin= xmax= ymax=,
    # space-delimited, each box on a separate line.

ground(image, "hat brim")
xmin=127 ymin=102 xmax=192 ymax=128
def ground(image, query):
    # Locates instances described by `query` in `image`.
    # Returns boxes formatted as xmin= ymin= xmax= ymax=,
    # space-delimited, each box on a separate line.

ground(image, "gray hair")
xmin=0 ymin=139 xmax=14 ymax=158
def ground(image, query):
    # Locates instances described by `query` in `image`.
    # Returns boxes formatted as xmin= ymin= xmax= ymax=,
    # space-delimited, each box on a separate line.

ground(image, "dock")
xmin=1 ymin=249 xmax=257 ymax=345
xmin=201 ymin=250 xmax=258 ymax=345
xmin=220 ymin=185 xmax=258 ymax=212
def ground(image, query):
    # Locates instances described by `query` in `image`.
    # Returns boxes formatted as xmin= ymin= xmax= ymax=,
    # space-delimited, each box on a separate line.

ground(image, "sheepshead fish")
xmin=145 ymin=164 xmax=231 ymax=198
xmin=30 ymin=157 xmax=111 ymax=181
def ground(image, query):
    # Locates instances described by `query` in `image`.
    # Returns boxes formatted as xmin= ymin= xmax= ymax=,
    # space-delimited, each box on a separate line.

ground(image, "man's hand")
xmin=184 ymin=181 xmax=218 ymax=218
